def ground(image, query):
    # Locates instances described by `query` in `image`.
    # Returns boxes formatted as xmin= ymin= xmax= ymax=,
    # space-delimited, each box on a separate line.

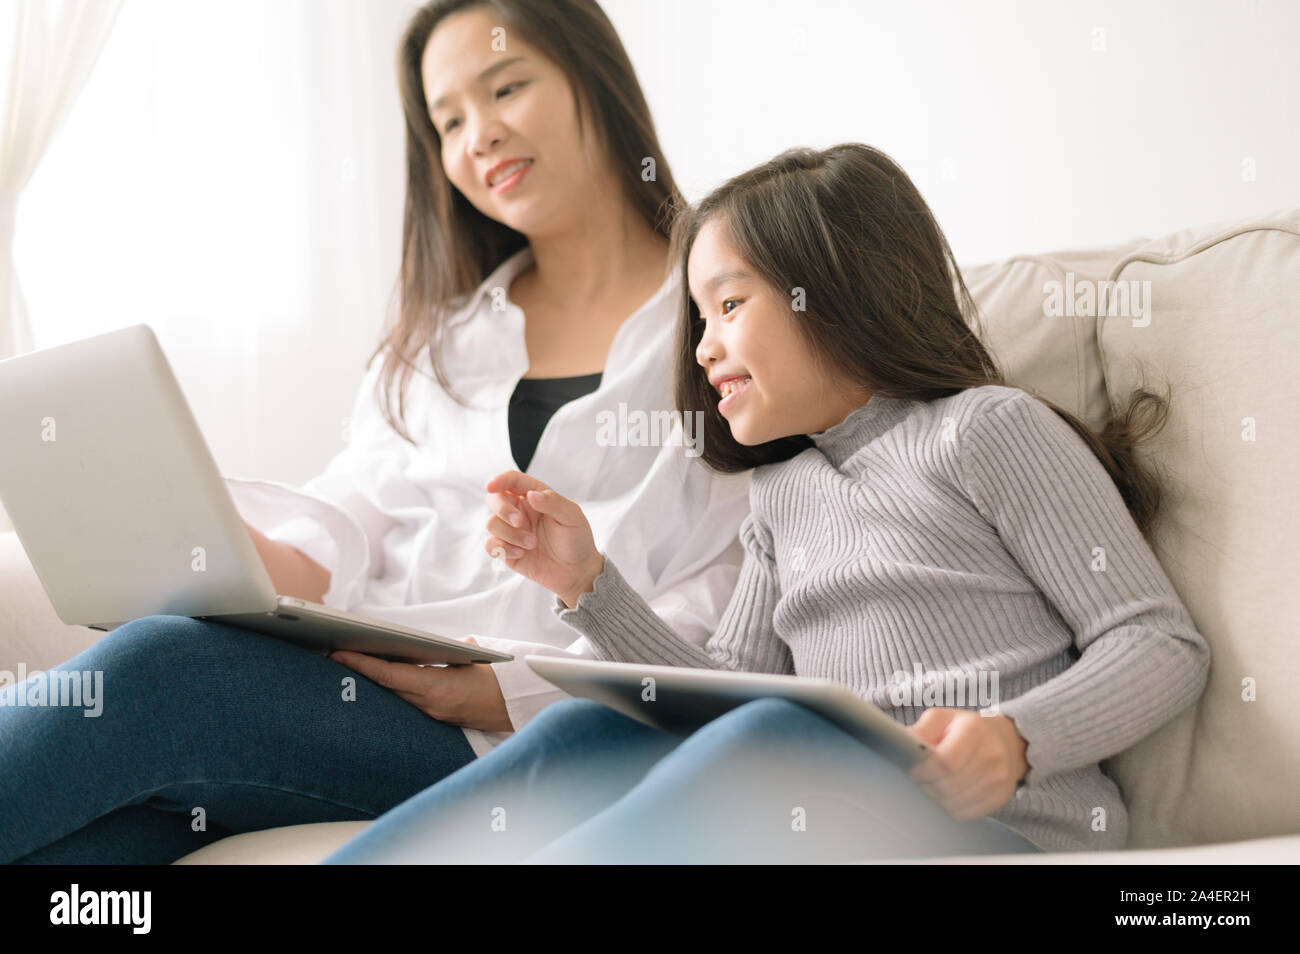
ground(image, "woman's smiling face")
xmin=421 ymin=7 xmax=606 ymax=237
xmin=689 ymin=217 xmax=871 ymax=444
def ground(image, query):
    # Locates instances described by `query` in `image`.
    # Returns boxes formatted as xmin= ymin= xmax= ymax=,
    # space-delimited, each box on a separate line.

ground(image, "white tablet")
xmin=525 ymin=655 xmax=932 ymax=768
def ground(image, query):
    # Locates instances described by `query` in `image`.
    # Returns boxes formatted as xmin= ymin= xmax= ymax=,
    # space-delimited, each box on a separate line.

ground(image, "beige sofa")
xmin=3 ymin=208 xmax=1298 ymax=863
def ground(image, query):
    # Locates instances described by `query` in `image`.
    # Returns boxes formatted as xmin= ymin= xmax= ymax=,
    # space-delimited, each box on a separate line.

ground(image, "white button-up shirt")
xmin=224 ymin=245 xmax=752 ymax=756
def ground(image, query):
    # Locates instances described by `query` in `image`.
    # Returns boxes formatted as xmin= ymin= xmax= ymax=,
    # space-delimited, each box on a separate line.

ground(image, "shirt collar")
xmin=451 ymin=244 xmax=682 ymax=335
xmin=809 ymin=392 xmax=916 ymax=467
xmin=452 ymin=244 xmax=536 ymax=325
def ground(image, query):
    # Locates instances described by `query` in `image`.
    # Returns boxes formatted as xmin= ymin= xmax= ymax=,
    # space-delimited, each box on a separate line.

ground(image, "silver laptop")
xmin=0 ymin=323 xmax=511 ymax=666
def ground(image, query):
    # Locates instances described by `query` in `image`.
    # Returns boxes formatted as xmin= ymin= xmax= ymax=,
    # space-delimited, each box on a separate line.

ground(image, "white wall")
xmin=605 ymin=0 xmax=1300 ymax=263
xmin=6 ymin=0 xmax=1298 ymax=528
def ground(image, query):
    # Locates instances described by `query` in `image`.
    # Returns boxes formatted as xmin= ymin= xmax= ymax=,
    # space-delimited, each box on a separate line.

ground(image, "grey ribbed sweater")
xmin=553 ymin=384 xmax=1210 ymax=853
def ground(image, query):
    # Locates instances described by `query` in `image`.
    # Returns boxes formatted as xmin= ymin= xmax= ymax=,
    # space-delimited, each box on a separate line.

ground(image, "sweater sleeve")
xmin=956 ymin=389 xmax=1211 ymax=787
xmin=553 ymin=511 xmax=793 ymax=675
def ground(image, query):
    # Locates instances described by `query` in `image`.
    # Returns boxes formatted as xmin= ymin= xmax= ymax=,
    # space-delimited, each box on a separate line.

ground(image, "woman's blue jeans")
xmin=0 ymin=615 xmax=475 ymax=864
xmin=325 ymin=696 xmax=1042 ymax=864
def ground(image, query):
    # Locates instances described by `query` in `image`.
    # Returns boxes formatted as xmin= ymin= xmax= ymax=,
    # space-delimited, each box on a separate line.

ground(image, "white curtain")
xmin=0 ymin=0 xmax=123 ymax=533
xmin=1 ymin=0 xmax=123 ymax=360
xmin=3 ymin=1 xmax=412 ymax=536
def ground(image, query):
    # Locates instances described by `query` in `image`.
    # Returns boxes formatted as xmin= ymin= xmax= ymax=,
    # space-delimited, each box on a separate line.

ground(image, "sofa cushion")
xmin=878 ymin=832 xmax=1300 ymax=864
xmin=173 ymin=821 xmax=371 ymax=865
xmin=0 ymin=530 xmax=100 ymax=672
xmin=175 ymin=822 xmax=1300 ymax=864
xmin=1098 ymin=207 xmax=1300 ymax=847
xmin=963 ymin=240 xmax=1146 ymax=430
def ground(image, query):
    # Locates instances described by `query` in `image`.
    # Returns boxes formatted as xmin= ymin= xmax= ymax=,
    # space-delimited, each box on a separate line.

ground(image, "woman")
xmin=0 ymin=0 xmax=749 ymax=864
xmin=322 ymin=143 xmax=1209 ymax=864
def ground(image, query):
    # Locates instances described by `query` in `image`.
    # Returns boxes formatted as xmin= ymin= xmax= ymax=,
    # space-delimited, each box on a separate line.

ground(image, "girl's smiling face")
xmin=689 ymin=217 xmax=872 ymax=444
xmin=422 ymin=7 xmax=607 ymax=238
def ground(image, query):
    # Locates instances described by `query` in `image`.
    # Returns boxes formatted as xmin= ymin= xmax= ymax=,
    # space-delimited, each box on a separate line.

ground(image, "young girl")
xmin=324 ymin=143 xmax=1211 ymax=864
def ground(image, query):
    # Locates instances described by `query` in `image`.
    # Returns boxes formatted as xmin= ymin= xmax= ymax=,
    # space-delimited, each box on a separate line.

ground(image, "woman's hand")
xmin=242 ymin=519 xmax=331 ymax=603
xmin=483 ymin=470 xmax=604 ymax=608
xmin=905 ymin=709 xmax=1029 ymax=821
xmin=329 ymin=637 xmax=512 ymax=732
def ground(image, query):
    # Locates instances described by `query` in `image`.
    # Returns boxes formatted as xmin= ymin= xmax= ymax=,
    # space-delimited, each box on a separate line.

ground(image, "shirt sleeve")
xmin=466 ymin=470 xmax=774 ymax=732
xmin=956 ymin=389 xmax=1211 ymax=787
xmin=460 ymin=631 xmax=599 ymax=736
xmin=550 ymin=511 xmax=794 ymax=675
xmin=224 ymin=351 xmax=406 ymax=611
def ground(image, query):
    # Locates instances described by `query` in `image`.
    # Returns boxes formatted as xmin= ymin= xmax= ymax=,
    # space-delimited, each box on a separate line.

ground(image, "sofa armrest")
xmin=0 ymin=531 xmax=100 ymax=672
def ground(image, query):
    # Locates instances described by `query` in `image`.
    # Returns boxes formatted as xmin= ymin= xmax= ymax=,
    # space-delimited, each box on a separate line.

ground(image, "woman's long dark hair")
xmin=373 ymin=0 xmax=683 ymax=443
xmin=671 ymin=143 xmax=1171 ymax=537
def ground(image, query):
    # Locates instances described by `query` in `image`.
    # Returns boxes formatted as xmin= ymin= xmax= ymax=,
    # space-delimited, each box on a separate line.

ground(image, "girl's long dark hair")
xmin=671 ymin=143 xmax=1171 ymax=537
xmin=373 ymin=0 xmax=683 ymax=443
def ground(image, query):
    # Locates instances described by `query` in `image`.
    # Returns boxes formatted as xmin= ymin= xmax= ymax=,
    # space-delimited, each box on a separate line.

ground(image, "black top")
xmin=508 ymin=371 xmax=603 ymax=472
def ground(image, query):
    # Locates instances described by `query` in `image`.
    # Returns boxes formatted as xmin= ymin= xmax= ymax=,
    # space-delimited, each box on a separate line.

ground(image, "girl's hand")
xmin=906 ymin=709 xmax=1030 ymax=821
xmin=484 ymin=470 xmax=605 ymax=608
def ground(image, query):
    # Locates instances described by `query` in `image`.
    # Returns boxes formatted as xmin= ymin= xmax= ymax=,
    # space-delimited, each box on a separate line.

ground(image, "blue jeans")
xmin=325 ymin=696 xmax=1042 ymax=864
xmin=0 ymin=615 xmax=474 ymax=864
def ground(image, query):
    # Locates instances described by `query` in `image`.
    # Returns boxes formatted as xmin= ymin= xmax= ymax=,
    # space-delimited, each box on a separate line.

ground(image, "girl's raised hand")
xmin=484 ymin=470 xmax=605 ymax=608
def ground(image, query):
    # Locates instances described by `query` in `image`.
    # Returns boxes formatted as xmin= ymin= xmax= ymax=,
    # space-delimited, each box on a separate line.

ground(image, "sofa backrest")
xmin=961 ymin=208 xmax=1300 ymax=848
xmin=963 ymin=240 xmax=1145 ymax=431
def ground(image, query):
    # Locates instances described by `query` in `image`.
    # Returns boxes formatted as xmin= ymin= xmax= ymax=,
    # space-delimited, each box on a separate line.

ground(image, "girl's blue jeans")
xmin=324 ymin=695 xmax=1043 ymax=864
xmin=0 ymin=615 xmax=476 ymax=864
xmin=2 ymin=615 xmax=1040 ymax=864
